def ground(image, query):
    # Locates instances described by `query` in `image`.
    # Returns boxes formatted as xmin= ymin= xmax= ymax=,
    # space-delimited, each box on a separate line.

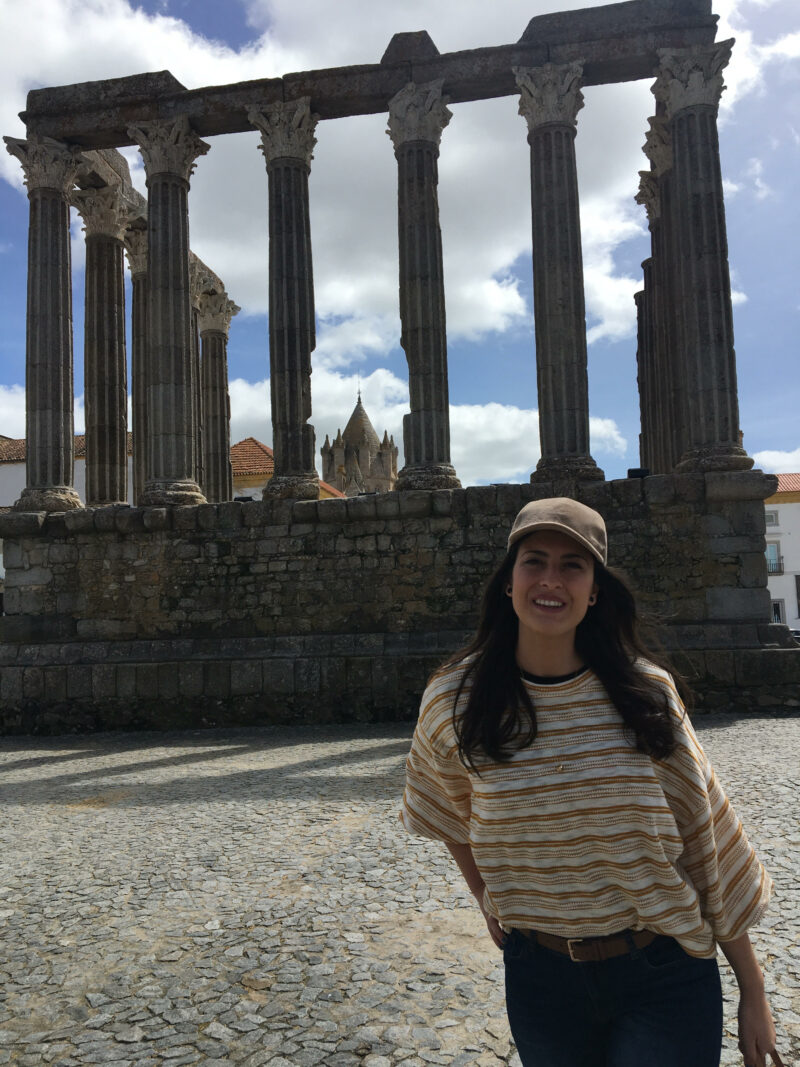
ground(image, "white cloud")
xmin=753 ymin=447 xmax=800 ymax=474
xmin=731 ymin=289 xmax=748 ymax=306
xmin=227 ymin=372 xmax=626 ymax=487
xmin=0 ymin=384 xmax=26 ymax=438
xmin=745 ymin=157 xmax=773 ymax=200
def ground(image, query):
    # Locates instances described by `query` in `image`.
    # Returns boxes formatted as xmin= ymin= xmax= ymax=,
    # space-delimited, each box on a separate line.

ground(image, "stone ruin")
xmin=0 ymin=0 xmax=798 ymax=732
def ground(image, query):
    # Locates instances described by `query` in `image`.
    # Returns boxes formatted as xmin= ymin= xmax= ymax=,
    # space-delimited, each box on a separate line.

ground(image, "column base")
xmin=675 ymin=445 xmax=754 ymax=474
xmin=140 ymin=480 xmax=207 ymax=506
xmin=531 ymin=456 xmax=605 ymax=484
xmin=396 ymin=464 xmax=462 ymax=491
xmin=264 ymin=473 xmax=319 ymax=500
xmin=15 ymin=486 xmax=83 ymax=512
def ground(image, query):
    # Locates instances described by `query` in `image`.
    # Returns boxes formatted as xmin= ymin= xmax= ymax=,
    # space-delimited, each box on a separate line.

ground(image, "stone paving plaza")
xmin=1 ymin=713 xmax=798 ymax=1066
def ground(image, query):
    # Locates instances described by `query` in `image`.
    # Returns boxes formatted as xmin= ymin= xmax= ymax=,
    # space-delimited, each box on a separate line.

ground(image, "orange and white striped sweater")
xmin=400 ymin=659 xmax=771 ymax=957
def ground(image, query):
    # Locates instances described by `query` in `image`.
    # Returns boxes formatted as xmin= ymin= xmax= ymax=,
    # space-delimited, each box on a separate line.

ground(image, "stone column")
xmin=653 ymin=42 xmax=752 ymax=473
xmin=249 ymin=98 xmax=319 ymax=500
xmin=515 ymin=64 xmax=603 ymax=483
xmin=387 ymin=80 xmax=461 ymax=491
xmin=634 ymin=263 xmax=655 ymax=472
xmin=637 ymin=114 xmax=682 ymax=473
xmin=128 ymin=116 xmax=210 ymax=505
xmin=72 ymin=184 xmax=131 ymax=505
xmin=124 ymin=223 xmax=148 ymax=505
xmin=189 ymin=260 xmax=206 ymax=492
xmin=4 ymin=134 xmax=83 ymax=511
xmin=198 ymin=291 xmax=238 ymax=503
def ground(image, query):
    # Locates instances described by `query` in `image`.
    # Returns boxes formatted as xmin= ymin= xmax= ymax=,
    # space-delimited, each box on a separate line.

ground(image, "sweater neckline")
xmin=520 ymin=666 xmax=590 ymax=686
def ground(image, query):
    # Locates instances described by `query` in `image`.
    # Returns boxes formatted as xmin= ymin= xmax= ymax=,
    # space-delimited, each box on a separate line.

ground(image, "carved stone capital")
xmin=514 ymin=62 xmax=584 ymax=131
xmin=386 ymin=79 xmax=452 ymax=148
xmin=642 ymin=116 xmax=672 ymax=176
xmin=3 ymin=134 xmax=83 ymax=195
xmin=653 ymin=40 xmax=733 ymax=117
xmin=127 ymin=116 xmax=210 ymax=182
xmin=124 ymin=225 xmax=148 ymax=277
xmin=636 ymin=171 xmax=661 ymax=223
xmin=72 ymin=183 xmax=138 ymax=240
xmin=197 ymin=291 xmax=240 ymax=336
xmin=249 ymin=98 xmax=318 ymax=167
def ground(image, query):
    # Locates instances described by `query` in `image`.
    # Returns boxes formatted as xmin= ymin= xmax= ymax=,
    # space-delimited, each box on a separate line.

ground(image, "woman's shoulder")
xmin=632 ymin=657 xmax=679 ymax=692
xmin=416 ymin=656 xmax=474 ymax=744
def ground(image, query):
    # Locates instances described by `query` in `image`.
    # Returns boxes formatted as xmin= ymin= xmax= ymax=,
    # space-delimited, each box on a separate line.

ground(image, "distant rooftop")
xmin=776 ymin=473 xmax=800 ymax=493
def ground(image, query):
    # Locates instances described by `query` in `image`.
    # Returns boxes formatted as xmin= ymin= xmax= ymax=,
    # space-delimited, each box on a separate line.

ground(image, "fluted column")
xmin=189 ymin=260 xmax=206 ymax=492
xmin=653 ymin=42 xmax=752 ymax=473
xmin=4 ymin=134 xmax=83 ymax=511
xmin=249 ymin=98 xmax=319 ymax=500
xmin=515 ymin=63 xmax=603 ymax=483
xmin=198 ymin=291 xmax=238 ymax=503
xmin=124 ymin=224 xmax=148 ymax=505
xmin=634 ymin=265 xmax=655 ymax=472
xmin=387 ymin=80 xmax=461 ymax=491
xmin=72 ymin=185 xmax=132 ymax=505
xmin=128 ymin=116 xmax=210 ymax=505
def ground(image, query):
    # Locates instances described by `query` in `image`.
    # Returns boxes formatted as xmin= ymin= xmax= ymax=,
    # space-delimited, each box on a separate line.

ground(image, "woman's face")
xmin=508 ymin=530 xmax=599 ymax=646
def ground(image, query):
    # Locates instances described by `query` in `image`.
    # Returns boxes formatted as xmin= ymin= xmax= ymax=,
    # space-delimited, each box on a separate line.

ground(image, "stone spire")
xmin=321 ymin=394 xmax=398 ymax=494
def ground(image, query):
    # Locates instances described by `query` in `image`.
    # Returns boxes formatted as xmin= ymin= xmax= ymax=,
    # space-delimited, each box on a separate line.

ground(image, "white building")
xmin=764 ymin=473 xmax=800 ymax=633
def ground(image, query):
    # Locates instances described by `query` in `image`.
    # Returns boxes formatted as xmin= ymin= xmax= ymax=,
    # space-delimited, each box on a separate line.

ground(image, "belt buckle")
xmin=567 ymin=938 xmax=585 ymax=962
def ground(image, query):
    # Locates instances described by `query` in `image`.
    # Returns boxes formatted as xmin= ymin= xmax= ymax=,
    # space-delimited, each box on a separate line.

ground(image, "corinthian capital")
xmin=249 ymin=98 xmax=318 ymax=167
xmin=635 ymin=171 xmax=661 ymax=223
xmin=653 ymin=40 xmax=733 ymax=117
xmin=128 ymin=116 xmax=210 ymax=182
xmin=197 ymin=291 xmax=240 ymax=336
xmin=4 ymin=134 xmax=83 ymax=195
xmin=124 ymin=225 xmax=148 ymax=277
xmin=72 ymin=183 xmax=138 ymax=240
xmin=642 ymin=116 xmax=672 ymax=177
xmin=514 ymin=62 xmax=584 ymax=131
xmin=386 ymin=80 xmax=452 ymax=149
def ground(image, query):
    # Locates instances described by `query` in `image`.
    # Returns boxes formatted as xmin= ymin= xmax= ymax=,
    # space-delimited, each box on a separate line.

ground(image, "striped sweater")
xmin=400 ymin=659 xmax=771 ymax=958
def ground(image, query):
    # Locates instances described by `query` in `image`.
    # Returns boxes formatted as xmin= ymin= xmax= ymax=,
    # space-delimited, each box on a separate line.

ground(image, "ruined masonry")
xmin=1 ymin=0 xmax=798 ymax=732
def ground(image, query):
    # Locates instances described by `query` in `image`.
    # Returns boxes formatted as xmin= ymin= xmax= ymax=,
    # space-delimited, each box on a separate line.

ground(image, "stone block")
xmin=608 ymin=478 xmax=644 ymax=506
xmin=179 ymin=660 xmax=204 ymax=699
xmin=0 ymin=668 xmax=23 ymax=704
xmin=116 ymin=664 xmax=137 ymax=699
xmin=43 ymin=666 xmax=68 ymax=702
xmin=135 ymin=663 xmax=159 ymax=699
xmin=2 ymin=541 xmax=23 ymax=568
xmin=398 ymin=491 xmax=431 ymax=518
xmin=48 ymin=543 xmax=79 ymax=564
xmin=704 ymin=470 xmax=776 ymax=502
xmin=205 ymin=661 xmax=230 ymax=698
xmin=230 ymin=660 xmax=262 ymax=696
xmin=375 ymin=494 xmax=401 ymax=519
xmin=142 ymin=508 xmax=170 ymax=531
xmin=43 ymin=513 xmax=69 ymax=537
xmin=115 ymin=508 xmax=145 ymax=533
xmin=706 ymin=587 xmax=771 ymax=621
xmin=5 ymin=565 xmax=52 ymax=587
xmin=197 ymin=504 xmax=219 ymax=531
xmin=156 ymin=662 xmax=179 ymax=700
xmin=263 ymin=659 xmax=294 ymax=695
xmin=465 ymin=485 xmax=496 ymax=516
xmin=22 ymin=666 xmax=44 ymax=700
xmin=317 ymin=497 xmax=347 ymax=524
xmin=173 ymin=507 xmax=199 ymax=532
xmin=346 ymin=496 xmax=377 ymax=521
xmin=64 ymin=509 xmax=96 ymax=533
xmin=92 ymin=663 xmax=117 ymax=700
xmin=642 ymin=475 xmax=676 ymax=505
xmin=295 ymin=658 xmax=321 ymax=694
xmin=430 ymin=489 xmax=454 ymax=516
xmin=0 ymin=511 xmax=45 ymax=537
xmin=292 ymin=499 xmax=319 ymax=524
xmin=67 ymin=665 xmax=93 ymax=699
xmin=672 ymin=473 xmax=705 ymax=503
xmin=92 ymin=508 xmax=118 ymax=532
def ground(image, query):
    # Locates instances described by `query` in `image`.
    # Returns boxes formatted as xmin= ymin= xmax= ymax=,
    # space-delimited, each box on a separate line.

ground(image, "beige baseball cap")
xmin=507 ymin=497 xmax=607 ymax=564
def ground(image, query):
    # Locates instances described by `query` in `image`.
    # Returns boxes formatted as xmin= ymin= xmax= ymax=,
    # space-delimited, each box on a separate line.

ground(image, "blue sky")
xmin=0 ymin=0 xmax=798 ymax=485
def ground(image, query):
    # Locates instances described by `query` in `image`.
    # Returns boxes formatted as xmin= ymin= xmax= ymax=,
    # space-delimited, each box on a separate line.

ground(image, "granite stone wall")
xmin=1 ymin=473 xmax=798 ymax=733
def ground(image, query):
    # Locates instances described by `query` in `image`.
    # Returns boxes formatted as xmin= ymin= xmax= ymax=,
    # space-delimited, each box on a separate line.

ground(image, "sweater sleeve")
xmin=400 ymin=672 xmax=473 ymax=845
xmin=655 ymin=677 xmax=772 ymax=943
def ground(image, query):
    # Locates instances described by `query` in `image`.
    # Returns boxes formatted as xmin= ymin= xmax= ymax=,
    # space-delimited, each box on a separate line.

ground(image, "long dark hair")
xmin=447 ymin=543 xmax=688 ymax=773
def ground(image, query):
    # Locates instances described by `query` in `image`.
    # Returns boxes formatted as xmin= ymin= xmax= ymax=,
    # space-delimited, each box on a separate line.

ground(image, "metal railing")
xmin=766 ymin=556 xmax=784 ymax=575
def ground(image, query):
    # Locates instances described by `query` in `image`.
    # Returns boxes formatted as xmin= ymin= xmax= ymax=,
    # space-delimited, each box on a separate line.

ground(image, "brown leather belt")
xmin=519 ymin=928 xmax=657 ymax=963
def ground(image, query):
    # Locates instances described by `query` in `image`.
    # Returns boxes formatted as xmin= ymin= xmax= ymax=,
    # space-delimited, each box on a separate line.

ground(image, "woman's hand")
xmin=477 ymin=897 xmax=505 ymax=950
xmin=737 ymin=989 xmax=781 ymax=1067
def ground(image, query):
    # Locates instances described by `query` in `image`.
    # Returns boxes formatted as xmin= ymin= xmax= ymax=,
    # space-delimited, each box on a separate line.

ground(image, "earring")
xmin=506 ymin=585 xmax=513 ymax=596
xmin=588 ymin=594 xmax=597 ymax=605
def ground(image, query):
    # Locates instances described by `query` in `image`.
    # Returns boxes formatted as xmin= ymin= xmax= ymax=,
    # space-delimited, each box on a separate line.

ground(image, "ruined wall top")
xmin=18 ymin=0 xmax=717 ymax=150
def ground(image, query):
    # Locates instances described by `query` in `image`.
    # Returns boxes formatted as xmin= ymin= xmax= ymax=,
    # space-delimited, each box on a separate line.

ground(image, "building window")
xmin=765 ymin=509 xmax=779 ymax=527
xmin=765 ymin=542 xmax=783 ymax=575
xmin=772 ymin=600 xmax=785 ymax=624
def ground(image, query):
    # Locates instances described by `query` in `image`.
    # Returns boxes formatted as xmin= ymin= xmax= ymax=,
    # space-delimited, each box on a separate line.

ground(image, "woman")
xmin=401 ymin=497 xmax=782 ymax=1067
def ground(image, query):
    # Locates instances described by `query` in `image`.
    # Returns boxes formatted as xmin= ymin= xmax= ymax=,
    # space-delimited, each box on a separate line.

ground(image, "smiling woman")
xmin=401 ymin=497 xmax=783 ymax=1067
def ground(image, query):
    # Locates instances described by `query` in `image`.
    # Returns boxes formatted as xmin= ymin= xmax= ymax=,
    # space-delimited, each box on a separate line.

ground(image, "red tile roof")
xmin=0 ymin=433 xmax=133 ymax=462
xmin=230 ymin=437 xmax=275 ymax=477
xmin=319 ymin=479 xmax=345 ymax=498
xmin=776 ymin=473 xmax=800 ymax=493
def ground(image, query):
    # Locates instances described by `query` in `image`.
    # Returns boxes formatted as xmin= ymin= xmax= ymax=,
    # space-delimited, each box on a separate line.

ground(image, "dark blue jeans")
xmin=503 ymin=929 xmax=723 ymax=1067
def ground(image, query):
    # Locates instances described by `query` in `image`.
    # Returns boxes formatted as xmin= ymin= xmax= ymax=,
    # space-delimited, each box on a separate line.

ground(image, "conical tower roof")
xmin=342 ymin=392 xmax=381 ymax=453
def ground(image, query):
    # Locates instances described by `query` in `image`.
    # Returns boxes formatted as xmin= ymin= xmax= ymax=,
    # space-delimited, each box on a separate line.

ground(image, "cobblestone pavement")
xmin=0 ymin=714 xmax=798 ymax=1067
